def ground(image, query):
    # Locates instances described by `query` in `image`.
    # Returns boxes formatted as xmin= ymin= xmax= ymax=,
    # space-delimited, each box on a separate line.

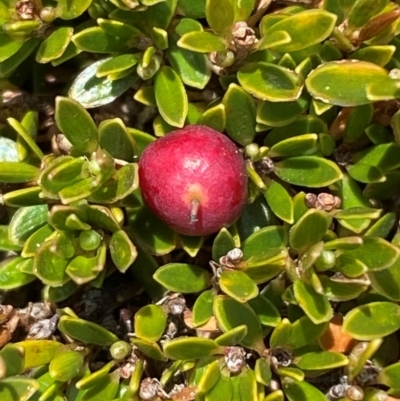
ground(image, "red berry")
xmin=138 ymin=125 xmax=248 ymax=236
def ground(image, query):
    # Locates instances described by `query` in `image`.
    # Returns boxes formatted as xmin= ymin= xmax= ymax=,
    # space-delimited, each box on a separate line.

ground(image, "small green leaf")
xmin=135 ymin=305 xmax=167 ymax=342
xmin=9 ymin=205 xmax=48 ymax=246
xmin=238 ymin=62 xmax=303 ymax=102
xmin=58 ymin=316 xmax=119 ymax=346
xmin=264 ymin=9 xmax=337 ymax=52
xmin=341 ymin=236 xmax=399 ymax=271
xmin=0 ymin=257 xmax=36 ymax=290
xmin=255 ymin=358 xmax=272 ymax=386
xmin=17 ymin=340 xmax=63 ymax=369
xmin=34 ymin=241 xmax=69 ymax=286
xmin=206 ymin=0 xmax=234 ymax=34
xmin=223 ymin=83 xmax=256 ymax=146
xmin=265 ymin=181 xmax=294 ymax=224
xmin=110 ymin=230 xmax=137 ymax=273
xmin=269 ymin=134 xmax=319 ymax=158
xmin=377 ymin=361 xmax=400 ymax=388
xmin=274 ymin=156 xmax=343 ymax=187
xmin=215 ymin=325 xmax=248 ymax=346
xmin=154 ymin=66 xmax=188 ymax=128
xmin=49 ymin=351 xmax=84 ymax=382
xmin=343 ymin=302 xmax=400 ymax=340
xmin=69 ymin=59 xmax=138 ymax=108
xmin=0 ymin=378 xmax=39 ymax=401
xmin=289 ymin=209 xmax=332 ymax=251
xmin=219 ymin=270 xmax=259 ymax=303
xmin=192 ymin=289 xmax=215 ymax=327
xmin=205 ymin=374 xmax=233 ymax=401
xmin=306 ymin=60 xmax=391 ymax=106
xmin=163 ymin=337 xmax=220 ymax=360
xmin=168 ymin=40 xmax=211 ymax=89
xmin=131 ymin=338 xmax=167 ymax=361
xmin=294 ymin=280 xmax=333 ymax=324
xmin=128 ymin=205 xmax=177 ymax=256
xmin=248 ymin=294 xmax=281 ymax=327
xmin=178 ymin=31 xmax=226 ymax=52
xmin=283 ymin=380 xmax=327 ymax=401
xmin=72 ymin=27 xmax=130 ymax=53
xmin=214 ymin=295 xmax=265 ymax=352
xmin=0 ymin=162 xmax=39 ymax=183
xmin=294 ymin=351 xmax=348 ymax=370
xmin=57 ymin=0 xmax=92 ymax=19
xmin=154 ymin=263 xmax=212 ymax=293
xmin=0 ymin=33 xmax=23 ymax=63
xmin=36 ymin=27 xmax=73 ymax=63
xmin=55 ymin=97 xmax=98 ymax=153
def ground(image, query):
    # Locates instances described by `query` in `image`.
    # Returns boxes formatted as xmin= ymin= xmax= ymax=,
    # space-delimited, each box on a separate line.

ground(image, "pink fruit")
xmin=138 ymin=125 xmax=248 ymax=236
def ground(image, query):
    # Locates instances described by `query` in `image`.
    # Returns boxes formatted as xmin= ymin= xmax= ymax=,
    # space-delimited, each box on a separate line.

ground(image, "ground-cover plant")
xmin=3 ymin=0 xmax=400 ymax=400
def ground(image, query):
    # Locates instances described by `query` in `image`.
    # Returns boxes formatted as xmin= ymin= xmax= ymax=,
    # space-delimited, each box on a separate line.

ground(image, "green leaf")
xmin=341 ymin=236 xmax=399 ymax=271
xmin=242 ymin=225 xmax=287 ymax=263
xmin=294 ymin=280 xmax=333 ymax=324
xmin=353 ymin=143 xmax=400 ymax=173
xmin=0 ymin=33 xmax=23 ymax=63
xmin=264 ymin=9 xmax=337 ymax=52
xmin=69 ymin=59 xmax=138 ymax=108
xmin=289 ymin=315 xmax=327 ymax=349
xmin=17 ymin=340 xmax=63 ymax=369
xmin=58 ymin=316 xmax=119 ymax=346
xmin=306 ymin=60 xmax=391 ymax=106
xmin=72 ymin=27 xmax=130 ymax=53
xmin=22 ymin=224 xmax=54 ymax=258
xmin=206 ymin=375 xmax=233 ymax=401
xmin=0 ymin=257 xmax=36 ymax=290
xmin=0 ymin=378 xmax=39 ymax=401
xmin=0 ymin=344 xmax=24 ymax=377
xmin=198 ymin=103 xmax=226 ymax=132
xmin=49 ymin=351 xmax=84 ymax=382
xmin=57 ymin=0 xmax=92 ymax=19
xmin=145 ymin=0 xmax=177 ymax=30
xmin=154 ymin=66 xmax=188 ymax=128
xmin=206 ymin=0 xmax=234 ymax=34
xmin=219 ymin=270 xmax=259 ymax=303
xmin=214 ymin=295 xmax=265 ymax=352
xmin=215 ymin=325 xmax=248 ymax=346
xmin=0 ymin=38 xmax=40 ymax=78
xmin=248 ymin=294 xmax=281 ymax=327
xmin=98 ymin=118 xmax=136 ymax=162
xmin=347 ymin=0 xmax=388 ymax=29
xmin=265 ymin=115 xmax=327 ymax=147
xmin=178 ymin=31 xmax=226 ymax=52
xmin=294 ymin=351 xmax=348 ymax=370
xmin=269 ymin=134 xmax=319 ymax=158
xmin=274 ymin=156 xmax=343 ymax=187
xmin=154 ymin=263 xmax=212 ymax=293
xmin=36 ymin=27 xmax=74 ymax=63
xmin=131 ymin=338 xmax=167 ymax=361
xmin=177 ymin=0 xmax=206 ymax=18
xmin=163 ymin=337 xmax=220 ymax=360
xmin=109 ymin=230 xmax=137 ymax=273
xmin=0 ymin=162 xmax=39 ymax=183
xmin=238 ymin=62 xmax=303 ymax=101
xmin=7 ymin=117 xmax=44 ymax=160
xmin=289 ymin=209 xmax=332 ymax=251
xmin=128 ymin=205 xmax=177 ymax=256
xmin=239 ymin=369 xmax=258 ymax=401
xmin=283 ymin=380 xmax=327 ymax=401
xmin=168 ymin=40 xmax=211 ymax=89
xmin=265 ymin=181 xmax=294 ymax=224
xmin=223 ymin=83 xmax=256 ymax=146
xmin=34 ymin=241 xmax=69 ymax=286
xmin=192 ymin=289 xmax=215 ymax=327
xmin=347 ymin=163 xmax=385 ymax=183
xmin=320 ymin=275 xmax=367 ymax=302
xmin=212 ymin=228 xmax=235 ymax=261
xmin=343 ymin=302 xmax=400 ymax=340
xmin=9 ymin=205 xmax=48 ymax=246
xmin=96 ymin=54 xmax=139 ymax=78
xmin=55 ymin=97 xmax=98 ymax=153
xmin=256 ymin=94 xmax=309 ymax=127
xmin=377 ymin=361 xmax=400 ymax=389
xmin=135 ymin=305 xmax=167 ymax=342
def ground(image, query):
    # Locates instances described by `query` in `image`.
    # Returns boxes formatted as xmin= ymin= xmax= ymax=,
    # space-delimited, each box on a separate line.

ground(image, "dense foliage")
xmin=2 ymin=0 xmax=400 ymax=400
